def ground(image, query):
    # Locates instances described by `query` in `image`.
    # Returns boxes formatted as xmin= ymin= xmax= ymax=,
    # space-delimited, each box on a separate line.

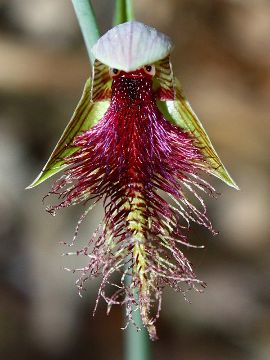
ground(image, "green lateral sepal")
xmin=27 ymin=78 xmax=109 ymax=188
xmin=158 ymin=79 xmax=239 ymax=190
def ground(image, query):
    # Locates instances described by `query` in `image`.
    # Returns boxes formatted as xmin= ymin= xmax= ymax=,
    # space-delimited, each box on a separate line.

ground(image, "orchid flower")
xmin=28 ymin=21 xmax=238 ymax=340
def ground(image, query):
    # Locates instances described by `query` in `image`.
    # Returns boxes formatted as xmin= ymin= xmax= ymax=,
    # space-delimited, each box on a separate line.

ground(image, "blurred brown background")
xmin=0 ymin=0 xmax=269 ymax=359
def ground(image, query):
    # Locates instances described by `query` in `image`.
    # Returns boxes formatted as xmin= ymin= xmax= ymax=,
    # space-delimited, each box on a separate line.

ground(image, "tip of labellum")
xmin=91 ymin=21 xmax=173 ymax=72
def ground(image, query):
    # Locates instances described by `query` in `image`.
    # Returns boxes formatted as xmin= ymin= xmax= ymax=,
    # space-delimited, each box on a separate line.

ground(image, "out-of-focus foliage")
xmin=0 ymin=1 xmax=269 ymax=359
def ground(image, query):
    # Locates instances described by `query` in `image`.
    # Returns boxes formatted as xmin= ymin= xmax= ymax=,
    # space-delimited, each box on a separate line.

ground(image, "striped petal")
xmin=91 ymin=59 xmax=112 ymax=102
xmin=154 ymin=55 xmax=175 ymax=101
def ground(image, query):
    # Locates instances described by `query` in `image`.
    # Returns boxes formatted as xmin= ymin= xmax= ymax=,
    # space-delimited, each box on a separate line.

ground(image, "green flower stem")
xmin=124 ymin=252 xmax=151 ymax=360
xmin=71 ymin=0 xmax=100 ymax=63
xmin=124 ymin=306 xmax=151 ymax=360
xmin=113 ymin=0 xmax=134 ymax=25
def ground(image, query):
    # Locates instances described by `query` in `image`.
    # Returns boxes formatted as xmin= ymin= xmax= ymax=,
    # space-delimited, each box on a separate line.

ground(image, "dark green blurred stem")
xmin=71 ymin=0 xmax=100 ymax=63
xmin=114 ymin=0 xmax=134 ymax=25
xmin=124 ymin=306 xmax=151 ymax=360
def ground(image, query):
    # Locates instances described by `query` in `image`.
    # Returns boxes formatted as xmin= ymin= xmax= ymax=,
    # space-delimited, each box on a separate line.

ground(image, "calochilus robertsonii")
xmin=28 ymin=21 xmax=238 ymax=340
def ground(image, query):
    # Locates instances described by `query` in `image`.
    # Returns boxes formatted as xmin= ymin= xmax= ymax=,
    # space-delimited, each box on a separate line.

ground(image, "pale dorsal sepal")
xmin=91 ymin=21 xmax=173 ymax=72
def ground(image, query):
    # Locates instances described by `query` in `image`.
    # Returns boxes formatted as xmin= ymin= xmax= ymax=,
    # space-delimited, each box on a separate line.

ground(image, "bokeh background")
xmin=0 ymin=0 xmax=269 ymax=359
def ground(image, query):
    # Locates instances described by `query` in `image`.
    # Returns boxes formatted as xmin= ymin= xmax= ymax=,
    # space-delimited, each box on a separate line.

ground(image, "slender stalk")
xmin=113 ymin=0 xmax=134 ymax=25
xmin=124 ymin=306 xmax=151 ymax=360
xmin=71 ymin=0 xmax=100 ymax=63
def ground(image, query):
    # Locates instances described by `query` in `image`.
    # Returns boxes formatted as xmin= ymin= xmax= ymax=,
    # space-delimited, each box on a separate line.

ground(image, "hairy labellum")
xmin=47 ymin=69 xmax=217 ymax=340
